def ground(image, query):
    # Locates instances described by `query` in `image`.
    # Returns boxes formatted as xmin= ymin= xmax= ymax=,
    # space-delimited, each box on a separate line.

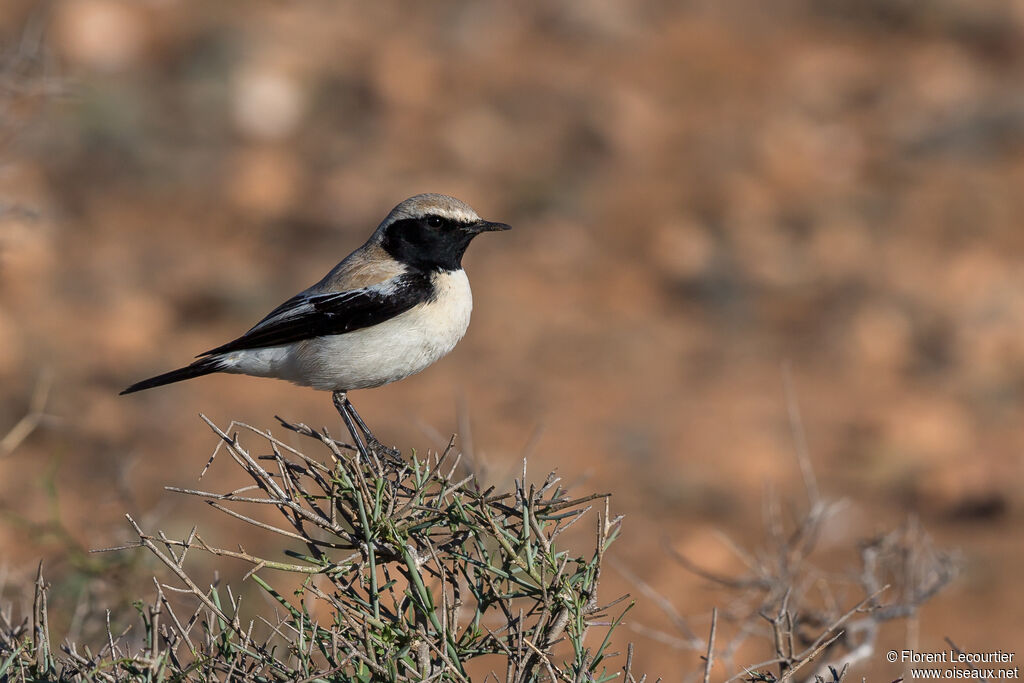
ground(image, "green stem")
xmin=402 ymin=546 xmax=466 ymax=676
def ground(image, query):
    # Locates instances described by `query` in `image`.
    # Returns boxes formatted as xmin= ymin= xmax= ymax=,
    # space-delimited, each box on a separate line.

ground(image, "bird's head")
xmin=376 ymin=194 xmax=511 ymax=272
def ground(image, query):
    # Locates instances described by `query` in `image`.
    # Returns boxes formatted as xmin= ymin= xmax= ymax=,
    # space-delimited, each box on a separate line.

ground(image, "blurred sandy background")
xmin=2 ymin=0 xmax=1023 ymax=678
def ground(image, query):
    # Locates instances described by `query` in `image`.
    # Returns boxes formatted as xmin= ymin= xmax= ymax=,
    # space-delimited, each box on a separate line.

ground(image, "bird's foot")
xmin=365 ymin=436 xmax=402 ymax=461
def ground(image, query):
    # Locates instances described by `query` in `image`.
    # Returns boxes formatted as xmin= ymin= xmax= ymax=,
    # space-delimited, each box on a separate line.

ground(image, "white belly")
xmin=222 ymin=270 xmax=473 ymax=391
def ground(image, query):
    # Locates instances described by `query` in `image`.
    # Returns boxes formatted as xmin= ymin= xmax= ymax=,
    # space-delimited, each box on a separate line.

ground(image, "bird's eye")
xmin=425 ymin=215 xmax=444 ymax=228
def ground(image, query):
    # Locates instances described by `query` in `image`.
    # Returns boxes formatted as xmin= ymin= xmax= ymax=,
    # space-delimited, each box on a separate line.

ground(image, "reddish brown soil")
xmin=1 ymin=1 xmax=1022 ymax=678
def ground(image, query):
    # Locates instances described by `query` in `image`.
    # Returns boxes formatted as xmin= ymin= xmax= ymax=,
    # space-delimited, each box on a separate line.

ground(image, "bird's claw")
xmin=366 ymin=437 xmax=402 ymax=461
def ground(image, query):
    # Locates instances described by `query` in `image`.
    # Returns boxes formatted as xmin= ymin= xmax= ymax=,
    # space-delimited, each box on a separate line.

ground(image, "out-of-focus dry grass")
xmin=1 ymin=0 xmax=1022 ymax=678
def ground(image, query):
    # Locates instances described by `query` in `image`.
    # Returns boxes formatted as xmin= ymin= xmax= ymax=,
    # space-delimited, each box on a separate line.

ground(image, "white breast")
xmin=224 ymin=269 xmax=474 ymax=391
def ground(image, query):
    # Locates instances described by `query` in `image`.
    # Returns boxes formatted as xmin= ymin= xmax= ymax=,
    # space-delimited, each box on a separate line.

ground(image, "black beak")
xmin=466 ymin=219 xmax=512 ymax=233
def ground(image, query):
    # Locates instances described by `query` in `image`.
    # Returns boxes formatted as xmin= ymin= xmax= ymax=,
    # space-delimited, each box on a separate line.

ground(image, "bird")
xmin=121 ymin=193 xmax=511 ymax=454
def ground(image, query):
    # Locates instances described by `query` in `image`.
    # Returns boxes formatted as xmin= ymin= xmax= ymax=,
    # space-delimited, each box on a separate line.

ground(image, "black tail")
xmin=120 ymin=357 xmax=225 ymax=395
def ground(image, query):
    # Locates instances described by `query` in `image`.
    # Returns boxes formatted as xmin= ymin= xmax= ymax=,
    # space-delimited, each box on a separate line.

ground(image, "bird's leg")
xmin=331 ymin=391 xmax=401 ymax=460
xmin=333 ymin=390 xmax=371 ymax=462
xmin=347 ymin=399 xmax=402 ymax=460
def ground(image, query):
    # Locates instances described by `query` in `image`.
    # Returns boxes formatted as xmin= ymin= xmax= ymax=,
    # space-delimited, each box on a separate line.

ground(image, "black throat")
xmin=380 ymin=217 xmax=475 ymax=272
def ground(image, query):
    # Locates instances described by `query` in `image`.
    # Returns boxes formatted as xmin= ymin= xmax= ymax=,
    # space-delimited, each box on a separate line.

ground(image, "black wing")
xmin=199 ymin=272 xmax=433 ymax=357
